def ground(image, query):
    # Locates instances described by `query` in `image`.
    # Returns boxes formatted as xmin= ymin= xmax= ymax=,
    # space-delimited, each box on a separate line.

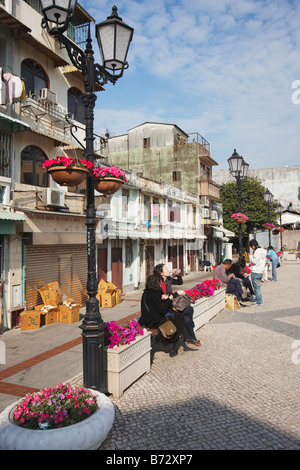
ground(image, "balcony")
xmin=198 ymin=179 xmax=220 ymax=200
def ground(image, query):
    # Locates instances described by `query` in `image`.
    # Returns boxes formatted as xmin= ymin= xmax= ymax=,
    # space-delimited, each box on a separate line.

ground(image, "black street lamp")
xmin=40 ymin=1 xmax=133 ymax=392
xmin=264 ymin=189 xmax=274 ymax=246
xmin=278 ymin=203 xmax=284 ymax=251
xmin=227 ymin=149 xmax=249 ymax=257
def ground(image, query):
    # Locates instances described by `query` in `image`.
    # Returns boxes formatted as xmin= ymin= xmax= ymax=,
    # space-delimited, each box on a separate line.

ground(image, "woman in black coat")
xmin=139 ymin=273 xmax=184 ymax=357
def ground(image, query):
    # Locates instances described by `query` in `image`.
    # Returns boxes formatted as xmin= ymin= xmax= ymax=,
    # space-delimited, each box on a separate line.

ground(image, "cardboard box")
xmin=98 ymin=279 xmax=109 ymax=295
xmin=59 ymin=304 xmax=80 ymax=323
xmin=115 ymin=289 xmax=122 ymax=304
xmin=107 ymin=282 xmax=117 ymax=290
xmin=101 ymin=292 xmax=116 ymax=308
xmin=35 ymin=305 xmax=58 ymax=326
xmin=47 ymin=282 xmax=61 ymax=305
xmin=38 ymin=285 xmax=57 ymax=306
xmin=21 ymin=311 xmax=40 ymax=331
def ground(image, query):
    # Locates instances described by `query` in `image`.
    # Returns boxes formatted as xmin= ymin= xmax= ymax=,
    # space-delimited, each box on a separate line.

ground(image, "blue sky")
xmin=80 ymin=0 xmax=300 ymax=171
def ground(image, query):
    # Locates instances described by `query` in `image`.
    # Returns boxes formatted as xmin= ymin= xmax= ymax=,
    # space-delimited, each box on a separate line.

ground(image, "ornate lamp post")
xmin=227 ymin=149 xmax=249 ymax=257
xmin=278 ymin=203 xmax=284 ymax=251
xmin=40 ymin=1 xmax=133 ymax=392
xmin=264 ymin=189 xmax=274 ymax=246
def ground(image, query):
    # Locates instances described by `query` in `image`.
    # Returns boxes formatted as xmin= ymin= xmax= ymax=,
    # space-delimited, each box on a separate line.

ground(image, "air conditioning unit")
xmin=211 ymin=210 xmax=218 ymax=220
xmin=45 ymin=188 xmax=65 ymax=207
xmin=204 ymin=208 xmax=210 ymax=218
xmin=40 ymin=88 xmax=57 ymax=105
xmin=201 ymin=196 xmax=210 ymax=207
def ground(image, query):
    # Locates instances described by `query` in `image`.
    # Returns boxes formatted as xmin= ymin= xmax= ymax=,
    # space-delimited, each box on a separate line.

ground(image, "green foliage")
xmin=220 ymin=177 xmax=279 ymax=238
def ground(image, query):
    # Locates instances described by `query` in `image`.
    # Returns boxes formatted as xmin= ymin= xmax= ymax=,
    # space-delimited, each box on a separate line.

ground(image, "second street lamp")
xmin=40 ymin=1 xmax=133 ymax=392
xmin=228 ymin=149 xmax=249 ymax=258
xmin=264 ymin=189 xmax=274 ymax=246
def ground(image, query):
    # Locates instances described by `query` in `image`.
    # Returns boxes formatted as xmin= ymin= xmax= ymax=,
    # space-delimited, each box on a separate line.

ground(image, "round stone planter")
xmin=48 ymin=166 xmax=89 ymax=187
xmin=94 ymin=177 xmax=123 ymax=195
xmin=0 ymin=390 xmax=114 ymax=450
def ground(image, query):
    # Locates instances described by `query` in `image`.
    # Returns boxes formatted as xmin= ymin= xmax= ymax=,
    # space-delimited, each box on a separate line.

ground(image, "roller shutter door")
xmin=25 ymin=245 xmax=87 ymax=309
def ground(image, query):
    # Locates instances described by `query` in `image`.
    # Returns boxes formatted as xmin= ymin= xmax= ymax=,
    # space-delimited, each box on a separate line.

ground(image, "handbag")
xmin=172 ymin=294 xmax=191 ymax=311
xmin=158 ymin=319 xmax=177 ymax=339
xmin=225 ymin=294 xmax=241 ymax=310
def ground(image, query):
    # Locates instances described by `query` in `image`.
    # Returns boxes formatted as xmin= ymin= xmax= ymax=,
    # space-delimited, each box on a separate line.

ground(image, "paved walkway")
xmin=1 ymin=262 xmax=300 ymax=449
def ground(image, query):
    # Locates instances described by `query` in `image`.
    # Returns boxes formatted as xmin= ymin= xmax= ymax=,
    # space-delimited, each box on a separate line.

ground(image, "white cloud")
xmin=80 ymin=0 xmax=300 ymax=169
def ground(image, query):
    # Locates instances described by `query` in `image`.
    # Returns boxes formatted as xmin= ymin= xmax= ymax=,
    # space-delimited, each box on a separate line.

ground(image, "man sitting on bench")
xmin=214 ymin=259 xmax=247 ymax=308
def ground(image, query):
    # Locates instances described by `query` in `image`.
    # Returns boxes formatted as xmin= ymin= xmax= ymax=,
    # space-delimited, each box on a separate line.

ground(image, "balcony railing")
xmin=198 ymin=179 xmax=220 ymax=200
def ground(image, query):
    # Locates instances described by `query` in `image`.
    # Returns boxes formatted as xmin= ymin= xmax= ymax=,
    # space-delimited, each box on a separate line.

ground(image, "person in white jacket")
xmin=249 ymin=239 xmax=267 ymax=305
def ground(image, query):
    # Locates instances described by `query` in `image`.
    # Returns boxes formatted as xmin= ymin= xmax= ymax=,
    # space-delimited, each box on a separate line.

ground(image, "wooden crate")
xmin=20 ymin=311 xmax=40 ymax=331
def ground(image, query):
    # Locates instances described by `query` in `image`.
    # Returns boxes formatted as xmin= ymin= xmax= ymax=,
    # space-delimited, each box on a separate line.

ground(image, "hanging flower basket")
xmin=231 ymin=213 xmax=248 ymax=224
xmin=93 ymin=166 xmax=127 ymax=195
xmin=47 ymin=166 xmax=89 ymax=187
xmin=263 ymin=223 xmax=275 ymax=230
xmin=42 ymin=157 xmax=94 ymax=187
xmin=277 ymin=228 xmax=285 ymax=232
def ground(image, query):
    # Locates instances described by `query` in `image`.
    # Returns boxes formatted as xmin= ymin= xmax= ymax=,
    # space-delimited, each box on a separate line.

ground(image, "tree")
xmin=220 ymin=177 xmax=278 ymax=250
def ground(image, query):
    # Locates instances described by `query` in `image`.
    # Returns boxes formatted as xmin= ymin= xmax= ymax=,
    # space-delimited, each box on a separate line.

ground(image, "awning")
xmin=282 ymin=212 xmax=300 ymax=225
xmin=0 ymin=210 xmax=27 ymax=221
xmin=0 ymin=112 xmax=31 ymax=133
xmin=213 ymin=226 xmax=235 ymax=238
xmin=0 ymin=210 xmax=27 ymax=222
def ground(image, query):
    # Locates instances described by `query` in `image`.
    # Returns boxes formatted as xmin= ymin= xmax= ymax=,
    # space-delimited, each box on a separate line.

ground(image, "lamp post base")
xmin=80 ymin=316 xmax=107 ymax=393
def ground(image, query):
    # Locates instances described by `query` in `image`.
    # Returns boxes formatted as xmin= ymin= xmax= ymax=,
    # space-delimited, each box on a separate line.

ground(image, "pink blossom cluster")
xmin=92 ymin=165 xmax=127 ymax=182
xmin=104 ymin=319 xmax=144 ymax=348
xmin=231 ymin=213 xmax=249 ymax=220
xmin=263 ymin=223 xmax=275 ymax=229
xmin=12 ymin=383 xmax=98 ymax=430
xmin=42 ymin=156 xmax=94 ymax=170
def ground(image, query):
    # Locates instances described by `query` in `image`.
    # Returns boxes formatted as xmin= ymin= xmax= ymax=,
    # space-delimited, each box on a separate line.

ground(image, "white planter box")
xmin=106 ymin=330 xmax=152 ymax=399
xmin=283 ymin=252 xmax=297 ymax=261
xmin=193 ymin=288 xmax=226 ymax=331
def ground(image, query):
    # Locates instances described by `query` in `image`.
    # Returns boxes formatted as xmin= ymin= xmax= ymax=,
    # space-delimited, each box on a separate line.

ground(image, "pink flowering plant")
xmin=92 ymin=165 xmax=127 ymax=183
xmin=231 ymin=213 xmax=249 ymax=221
xmin=263 ymin=223 xmax=275 ymax=229
xmin=42 ymin=156 xmax=94 ymax=171
xmin=104 ymin=319 xmax=144 ymax=348
xmin=12 ymin=383 xmax=98 ymax=430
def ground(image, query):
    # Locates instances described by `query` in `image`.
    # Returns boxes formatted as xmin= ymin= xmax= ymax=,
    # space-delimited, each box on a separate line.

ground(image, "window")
xmin=144 ymin=195 xmax=151 ymax=222
xmin=200 ymin=163 xmax=210 ymax=181
xmin=152 ymin=198 xmax=160 ymax=222
xmin=21 ymin=59 xmax=48 ymax=99
xmin=125 ymin=242 xmax=133 ymax=268
xmin=122 ymin=188 xmax=129 ymax=216
xmin=168 ymin=201 xmax=181 ymax=223
xmin=143 ymin=137 xmax=150 ymax=148
xmin=172 ymin=170 xmax=181 ymax=182
xmin=21 ymin=146 xmax=48 ymax=186
xmin=68 ymin=87 xmax=85 ymax=124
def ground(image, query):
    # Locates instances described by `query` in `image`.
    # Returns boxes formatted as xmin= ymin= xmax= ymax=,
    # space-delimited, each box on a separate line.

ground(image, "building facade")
xmin=102 ymin=122 xmax=229 ymax=266
xmin=0 ymin=1 xmax=212 ymax=331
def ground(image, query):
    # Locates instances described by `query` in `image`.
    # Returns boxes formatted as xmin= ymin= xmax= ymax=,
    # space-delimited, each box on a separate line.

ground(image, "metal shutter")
xmin=25 ymin=245 xmax=87 ymax=309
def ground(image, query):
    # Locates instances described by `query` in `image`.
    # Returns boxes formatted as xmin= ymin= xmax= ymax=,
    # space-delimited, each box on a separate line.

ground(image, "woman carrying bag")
xmin=139 ymin=271 xmax=185 ymax=357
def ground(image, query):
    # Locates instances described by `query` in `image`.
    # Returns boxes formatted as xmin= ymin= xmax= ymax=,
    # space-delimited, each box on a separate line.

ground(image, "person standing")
xmin=249 ymin=240 xmax=267 ymax=306
xmin=267 ymin=246 xmax=280 ymax=281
